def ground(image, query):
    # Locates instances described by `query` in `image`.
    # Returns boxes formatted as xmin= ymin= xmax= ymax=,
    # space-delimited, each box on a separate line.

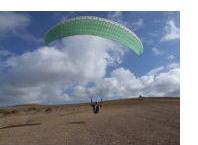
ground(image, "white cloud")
xmin=144 ymin=65 xmax=180 ymax=96
xmin=0 ymin=35 xmax=125 ymax=105
xmin=95 ymin=68 xmax=143 ymax=99
xmin=0 ymin=12 xmax=30 ymax=35
xmin=107 ymin=11 xmax=123 ymax=23
xmin=131 ymin=18 xmax=144 ymax=29
xmin=107 ymin=11 xmax=130 ymax=28
xmin=0 ymin=35 xmax=180 ymax=106
xmin=13 ymin=31 xmax=43 ymax=44
xmin=0 ymin=12 xmax=42 ymax=43
xmin=53 ymin=12 xmax=77 ymax=22
xmin=94 ymin=63 xmax=180 ymax=98
xmin=0 ymin=50 xmax=11 ymax=57
xmin=167 ymin=54 xmax=176 ymax=61
xmin=147 ymin=66 xmax=165 ymax=76
xmin=152 ymin=47 xmax=163 ymax=55
xmin=141 ymin=37 xmax=154 ymax=46
xmin=161 ymin=20 xmax=180 ymax=41
xmin=107 ymin=12 xmax=143 ymax=32
xmin=167 ymin=62 xmax=179 ymax=69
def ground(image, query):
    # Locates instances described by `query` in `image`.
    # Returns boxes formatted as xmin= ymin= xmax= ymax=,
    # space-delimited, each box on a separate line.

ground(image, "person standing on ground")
xmin=90 ymin=96 xmax=102 ymax=114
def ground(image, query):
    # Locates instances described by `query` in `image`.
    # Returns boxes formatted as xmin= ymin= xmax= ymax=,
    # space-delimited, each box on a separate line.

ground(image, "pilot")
xmin=90 ymin=97 xmax=102 ymax=114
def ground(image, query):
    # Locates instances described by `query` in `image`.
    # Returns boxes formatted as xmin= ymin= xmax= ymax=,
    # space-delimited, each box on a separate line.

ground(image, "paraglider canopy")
xmin=45 ymin=16 xmax=143 ymax=55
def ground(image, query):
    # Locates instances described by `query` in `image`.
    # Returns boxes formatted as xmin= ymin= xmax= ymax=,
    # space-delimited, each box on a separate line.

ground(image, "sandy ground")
xmin=0 ymin=98 xmax=180 ymax=145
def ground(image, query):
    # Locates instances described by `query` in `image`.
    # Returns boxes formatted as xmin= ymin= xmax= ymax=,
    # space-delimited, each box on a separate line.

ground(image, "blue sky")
xmin=0 ymin=11 xmax=180 ymax=106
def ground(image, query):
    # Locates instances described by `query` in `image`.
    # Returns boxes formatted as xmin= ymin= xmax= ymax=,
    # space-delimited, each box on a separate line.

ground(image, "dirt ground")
xmin=0 ymin=98 xmax=180 ymax=145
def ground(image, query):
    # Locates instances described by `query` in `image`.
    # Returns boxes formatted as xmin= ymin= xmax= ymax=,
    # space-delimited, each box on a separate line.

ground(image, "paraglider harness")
xmin=90 ymin=97 xmax=102 ymax=114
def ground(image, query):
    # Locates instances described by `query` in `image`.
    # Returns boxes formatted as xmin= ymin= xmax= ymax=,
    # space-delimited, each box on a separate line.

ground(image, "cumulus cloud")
xmin=0 ymin=35 xmax=179 ymax=106
xmin=161 ymin=20 xmax=180 ymax=41
xmin=0 ymin=36 xmax=125 ymax=106
xmin=94 ymin=68 xmax=143 ymax=99
xmin=94 ymin=63 xmax=180 ymax=99
xmin=147 ymin=66 xmax=165 ymax=76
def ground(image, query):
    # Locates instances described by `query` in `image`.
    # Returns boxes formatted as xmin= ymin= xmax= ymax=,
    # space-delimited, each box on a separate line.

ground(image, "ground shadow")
xmin=68 ymin=121 xmax=86 ymax=124
xmin=0 ymin=123 xmax=41 ymax=129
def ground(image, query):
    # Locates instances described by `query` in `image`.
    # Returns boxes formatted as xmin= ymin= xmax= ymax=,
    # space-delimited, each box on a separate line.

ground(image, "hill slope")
xmin=0 ymin=98 xmax=180 ymax=145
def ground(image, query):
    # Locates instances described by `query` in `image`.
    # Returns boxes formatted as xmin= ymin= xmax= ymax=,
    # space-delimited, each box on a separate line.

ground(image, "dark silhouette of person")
xmin=139 ymin=95 xmax=144 ymax=100
xmin=90 ymin=97 xmax=102 ymax=114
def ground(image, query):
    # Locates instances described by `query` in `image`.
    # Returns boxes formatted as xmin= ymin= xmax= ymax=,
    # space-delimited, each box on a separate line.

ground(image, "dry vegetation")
xmin=0 ymin=97 xmax=180 ymax=145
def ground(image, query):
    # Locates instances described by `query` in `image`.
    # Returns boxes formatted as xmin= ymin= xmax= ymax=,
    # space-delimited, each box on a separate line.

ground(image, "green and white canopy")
xmin=45 ymin=16 xmax=143 ymax=55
